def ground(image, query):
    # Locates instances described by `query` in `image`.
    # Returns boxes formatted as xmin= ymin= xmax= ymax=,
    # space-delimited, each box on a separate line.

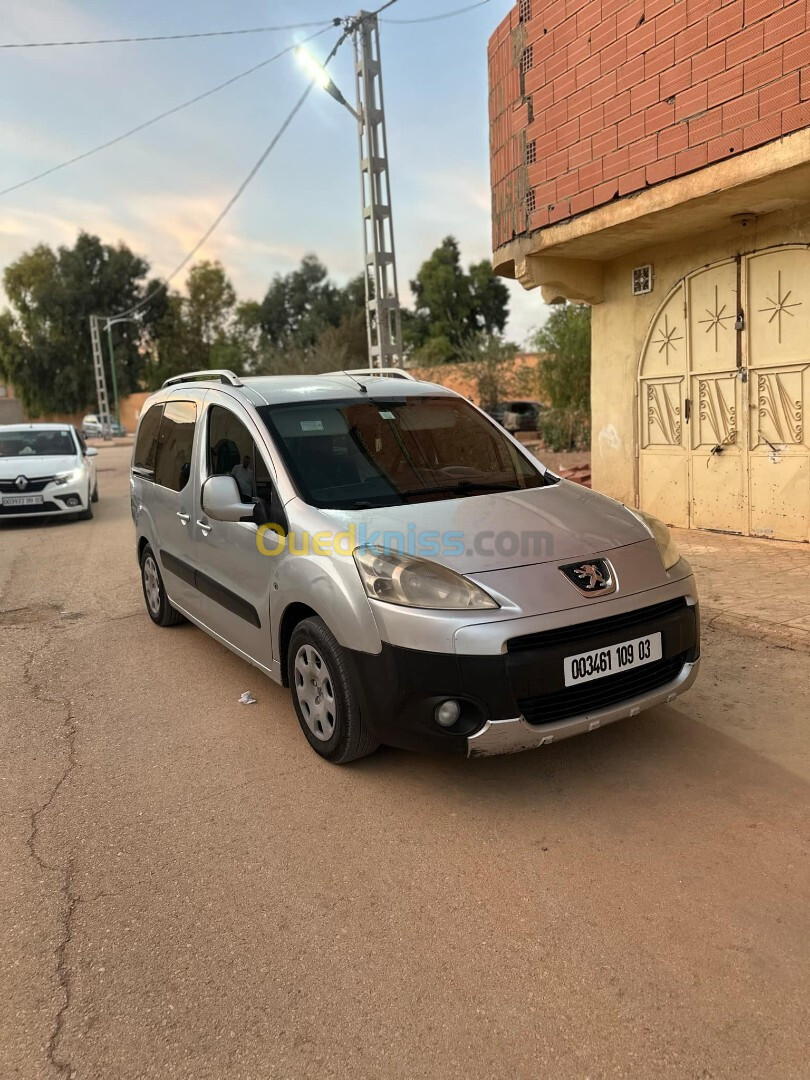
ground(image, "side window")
xmin=133 ymin=404 xmax=164 ymax=477
xmin=207 ymin=405 xmax=275 ymax=504
xmin=154 ymin=401 xmax=197 ymax=492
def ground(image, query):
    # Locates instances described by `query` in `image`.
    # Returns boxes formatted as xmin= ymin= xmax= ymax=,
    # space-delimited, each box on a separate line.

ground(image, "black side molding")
xmin=160 ymin=550 xmax=261 ymax=628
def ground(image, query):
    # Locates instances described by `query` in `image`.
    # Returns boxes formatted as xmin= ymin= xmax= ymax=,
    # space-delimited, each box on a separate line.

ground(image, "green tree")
xmin=0 ymin=232 xmax=150 ymax=414
xmin=143 ymin=262 xmax=242 ymax=387
xmin=457 ymin=333 xmax=519 ymax=408
xmin=532 ymin=302 xmax=591 ymax=410
xmin=406 ymin=237 xmax=510 ymax=365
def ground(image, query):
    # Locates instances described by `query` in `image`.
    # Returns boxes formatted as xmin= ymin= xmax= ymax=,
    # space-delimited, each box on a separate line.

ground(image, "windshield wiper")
xmin=396 ymin=481 xmax=522 ymax=500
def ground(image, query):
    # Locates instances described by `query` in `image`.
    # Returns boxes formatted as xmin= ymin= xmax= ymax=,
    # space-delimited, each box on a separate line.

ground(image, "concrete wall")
xmin=490 ymin=0 xmax=810 ymax=250
xmin=590 ymin=201 xmax=810 ymax=505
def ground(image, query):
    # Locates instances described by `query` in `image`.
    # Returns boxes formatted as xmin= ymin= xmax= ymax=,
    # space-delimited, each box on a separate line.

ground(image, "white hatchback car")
xmin=0 ymin=423 xmax=98 ymax=521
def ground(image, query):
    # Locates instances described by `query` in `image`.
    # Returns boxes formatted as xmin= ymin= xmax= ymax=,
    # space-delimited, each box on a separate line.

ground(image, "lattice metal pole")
xmin=89 ymin=315 xmax=113 ymax=440
xmin=352 ymin=12 xmax=403 ymax=369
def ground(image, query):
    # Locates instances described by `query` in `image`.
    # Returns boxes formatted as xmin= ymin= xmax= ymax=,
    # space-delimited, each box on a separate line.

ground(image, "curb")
xmin=703 ymin=609 xmax=810 ymax=653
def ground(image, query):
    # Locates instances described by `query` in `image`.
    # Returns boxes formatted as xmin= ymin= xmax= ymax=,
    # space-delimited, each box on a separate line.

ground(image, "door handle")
xmin=176 ymin=512 xmax=190 ymax=525
xmin=196 ymin=520 xmax=212 ymax=536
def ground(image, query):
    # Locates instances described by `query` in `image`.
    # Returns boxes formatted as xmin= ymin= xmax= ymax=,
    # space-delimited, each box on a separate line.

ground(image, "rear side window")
xmin=154 ymin=401 xmax=197 ymax=492
xmin=133 ymin=404 xmax=163 ymax=476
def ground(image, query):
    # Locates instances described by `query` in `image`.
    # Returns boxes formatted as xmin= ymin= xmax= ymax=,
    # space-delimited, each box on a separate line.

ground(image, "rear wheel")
xmin=288 ymin=617 xmax=379 ymax=763
xmin=140 ymin=544 xmax=184 ymax=627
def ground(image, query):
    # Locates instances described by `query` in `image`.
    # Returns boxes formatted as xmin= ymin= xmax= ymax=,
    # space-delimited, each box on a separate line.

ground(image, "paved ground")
xmin=1 ymin=444 xmax=808 ymax=1080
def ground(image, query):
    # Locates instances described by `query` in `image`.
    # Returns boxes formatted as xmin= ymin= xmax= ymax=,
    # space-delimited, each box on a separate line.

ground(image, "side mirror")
xmin=85 ymin=447 xmax=99 ymax=457
xmin=202 ymin=475 xmax=254 ymax=523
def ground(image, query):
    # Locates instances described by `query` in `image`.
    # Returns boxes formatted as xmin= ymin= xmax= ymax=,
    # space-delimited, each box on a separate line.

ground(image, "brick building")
xmin=489 ymin=0 xmax=810 ymax=542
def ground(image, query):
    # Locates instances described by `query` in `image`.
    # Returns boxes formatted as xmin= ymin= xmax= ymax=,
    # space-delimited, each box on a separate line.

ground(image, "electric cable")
xmin=109 ymin=31 xmax=350 ymax=321
xmin=0 ymin=20 xmax=338 ymax=48
xmin=0 ymin=25 xmax=333 ymax=197
xmin=383 ymin=0 xmax=493 ymax=23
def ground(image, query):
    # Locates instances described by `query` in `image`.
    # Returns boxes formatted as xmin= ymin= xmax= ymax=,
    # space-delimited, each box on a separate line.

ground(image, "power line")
xmin=0 ymin=20 xmax=338 ymax=48
xmin=382 ymin=0 xmax=493 ymax=23
xmin=0 ymin=25 xmax=333 ymax=197
xmin=111 ymin=32 xmax=351 ymax=321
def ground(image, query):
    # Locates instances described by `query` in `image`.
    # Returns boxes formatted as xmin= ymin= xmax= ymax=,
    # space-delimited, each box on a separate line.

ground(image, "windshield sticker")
xmin=379 ymin=410 xmax=395 ymax=420
xmin=300 ymin=420 xmax=324 ymax=432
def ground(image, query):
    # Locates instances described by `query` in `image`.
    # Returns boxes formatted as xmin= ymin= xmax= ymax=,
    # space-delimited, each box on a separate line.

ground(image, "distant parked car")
xmin=82 ymin=413 xmax=124 ymax=438
xmin=0 ymin=423 xmax=98 ymax=520
xmin=486 ymin=400 xmax=546 ymax=433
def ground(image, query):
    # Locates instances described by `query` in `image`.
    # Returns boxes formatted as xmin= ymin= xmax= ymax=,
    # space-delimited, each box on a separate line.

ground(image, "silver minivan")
xmin=130 ymin=369 xmax=700 ymax=763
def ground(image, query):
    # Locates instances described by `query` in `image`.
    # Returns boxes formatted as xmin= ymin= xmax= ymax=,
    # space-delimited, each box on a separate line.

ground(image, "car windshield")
xmin=0 ymin=430 xmax=75 ymax=457
xmin=258 ymin=396 xmax=548 ymax=510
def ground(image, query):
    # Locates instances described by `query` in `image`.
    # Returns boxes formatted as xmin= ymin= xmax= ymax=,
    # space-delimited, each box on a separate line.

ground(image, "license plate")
xmin=1 ymin=494 xmax=44 ymax=507
xmin=564 ymin=632 xmax=663 ymax=687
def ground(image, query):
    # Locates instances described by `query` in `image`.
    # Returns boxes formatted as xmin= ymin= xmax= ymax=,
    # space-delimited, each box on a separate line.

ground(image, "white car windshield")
xmin=0 ymin=430 xmax=76 ymax=457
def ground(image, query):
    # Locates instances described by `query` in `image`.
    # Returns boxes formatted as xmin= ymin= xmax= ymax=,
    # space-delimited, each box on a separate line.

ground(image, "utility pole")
xmin=105 ymin=319 xmax=120 ymax=427
xmin=351 ymin=12 xmax=403 ymax=369
xmin=89 ymin=315 xmax=113 ymax=440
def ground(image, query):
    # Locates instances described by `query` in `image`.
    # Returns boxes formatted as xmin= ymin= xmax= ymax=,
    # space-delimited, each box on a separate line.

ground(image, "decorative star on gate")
xmin=653 ymin=315 xmax=683 ymax=364
xmin=759 ymin=270 xmax=802 ymax=344
xmin=698 ymin=285 xmax=734 ymax=352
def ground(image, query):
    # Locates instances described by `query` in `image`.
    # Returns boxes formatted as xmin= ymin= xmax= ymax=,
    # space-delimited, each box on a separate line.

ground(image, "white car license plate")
xmin=564 ymin=632 xmax=663 ymax=687
xmin=1 ymin=494 xmax=44 ymax=507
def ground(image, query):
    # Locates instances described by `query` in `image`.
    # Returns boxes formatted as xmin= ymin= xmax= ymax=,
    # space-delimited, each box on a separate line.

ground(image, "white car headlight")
xmin=54 ymin=468 xmax=82 ymax=486
xmin=628 ymin=508 xmax=681 ymax=571
xmin=353 ymin=546 xmax=499 ymax=610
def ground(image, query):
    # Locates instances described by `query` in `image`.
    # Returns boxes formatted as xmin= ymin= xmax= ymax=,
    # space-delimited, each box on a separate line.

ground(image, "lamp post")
xmin=297 ymin=10 xmax=404 ymax=369
xmin=103 ymin=314 xmax=140 ymax=429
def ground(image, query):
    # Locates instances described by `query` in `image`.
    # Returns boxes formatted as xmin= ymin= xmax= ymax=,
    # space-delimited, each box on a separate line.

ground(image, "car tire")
xmin=76 ymin=487 xmax=94 ymax=520
xmin=140 ymin=544 xmax=184 ymax=627
xmin=91 ymin=480 xmax=99 ymax=503
xmin=288 ymin=617 xmax=379 ymax=764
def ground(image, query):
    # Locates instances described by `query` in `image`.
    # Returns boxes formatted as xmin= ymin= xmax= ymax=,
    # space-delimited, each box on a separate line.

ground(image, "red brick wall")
xmin=489 ymin=0 xmax=810 ymax=251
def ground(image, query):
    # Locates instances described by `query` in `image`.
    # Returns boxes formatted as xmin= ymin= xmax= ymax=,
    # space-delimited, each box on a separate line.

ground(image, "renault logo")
xmin=14 ymin=476 xmax=28 ymax=491
xmin=560 ymin=558 xmax=615 ymax=596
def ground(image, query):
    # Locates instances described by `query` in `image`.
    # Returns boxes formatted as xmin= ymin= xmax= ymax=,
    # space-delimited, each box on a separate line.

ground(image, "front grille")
xmin=507 ymin=597 xmax=688 ymax=652
xmin=0 ymin=500 xmax=62 ymax=515
xmin=0 ymin=476 xmax=54 ymax=494
xmin=519 ymin=654 xmax=687 ymax=726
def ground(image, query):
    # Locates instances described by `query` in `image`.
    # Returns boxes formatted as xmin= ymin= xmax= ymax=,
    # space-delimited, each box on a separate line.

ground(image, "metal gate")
xmin=638 ymin=245 xmax=809 ymax=542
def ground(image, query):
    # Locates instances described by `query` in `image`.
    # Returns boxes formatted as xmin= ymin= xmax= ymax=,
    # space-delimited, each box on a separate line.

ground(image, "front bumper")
xmin=0 ymin=484 xmax=89 ymax=519
xmin=467 ymin=658 xmax=700 ymax=757
xmin=347 ymin=595 xmax=700 ymax=757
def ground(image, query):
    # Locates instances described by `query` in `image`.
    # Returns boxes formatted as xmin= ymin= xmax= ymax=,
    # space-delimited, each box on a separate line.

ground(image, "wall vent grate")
xmin=632 ymin=265 xmax=653 ymax=295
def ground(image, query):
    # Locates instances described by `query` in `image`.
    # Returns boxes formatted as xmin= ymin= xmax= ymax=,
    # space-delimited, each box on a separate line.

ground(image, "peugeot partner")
xmin=130 ymin=369 xmax=699 ymax=763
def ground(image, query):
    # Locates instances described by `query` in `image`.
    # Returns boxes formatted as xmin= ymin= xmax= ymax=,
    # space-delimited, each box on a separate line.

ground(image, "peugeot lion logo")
xmin=14 ymin=476 xmax=28 ymax=491
xmin=560 ymin=558 xmax=614 ymax=595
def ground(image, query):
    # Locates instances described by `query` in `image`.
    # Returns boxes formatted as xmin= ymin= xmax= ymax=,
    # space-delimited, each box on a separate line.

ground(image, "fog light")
xmin=435 ymin=700 xmax=461 ymax=728
xmin=66 ymin=496 xmax=80 ymax=507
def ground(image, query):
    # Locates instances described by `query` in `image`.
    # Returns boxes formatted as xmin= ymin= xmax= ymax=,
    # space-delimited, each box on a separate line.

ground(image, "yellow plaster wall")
xmin=590 ymin=202 xmax=810 ymax=506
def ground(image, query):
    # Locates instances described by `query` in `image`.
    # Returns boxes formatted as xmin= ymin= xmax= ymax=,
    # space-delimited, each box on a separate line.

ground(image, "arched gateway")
xmin=638 ymin=246 xmax=809 ymax=543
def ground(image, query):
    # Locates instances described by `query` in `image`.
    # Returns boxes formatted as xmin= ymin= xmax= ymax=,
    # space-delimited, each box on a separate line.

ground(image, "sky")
xmin=0 ymin=0 xmax=549 ymax=348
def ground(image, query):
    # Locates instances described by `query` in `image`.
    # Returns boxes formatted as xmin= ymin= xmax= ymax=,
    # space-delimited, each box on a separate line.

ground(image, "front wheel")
xmin=140 ymin=544 xmax=184 ymax=627
xmin=288 ymin=617 xmax=379 ymax=763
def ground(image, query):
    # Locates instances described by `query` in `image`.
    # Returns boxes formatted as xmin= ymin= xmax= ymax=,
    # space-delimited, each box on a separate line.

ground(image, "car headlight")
xmin=54 ymin=468 xmax=82 ymax=486
xmin=353 ymin=546 xmax=499 ymax=610
xmin=627 ymin=508 xmax=681 ymax=571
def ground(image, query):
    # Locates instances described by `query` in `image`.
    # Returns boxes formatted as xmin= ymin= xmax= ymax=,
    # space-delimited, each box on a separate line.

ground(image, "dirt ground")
xmin=1 ymin=444 xmax=808 ymax=1080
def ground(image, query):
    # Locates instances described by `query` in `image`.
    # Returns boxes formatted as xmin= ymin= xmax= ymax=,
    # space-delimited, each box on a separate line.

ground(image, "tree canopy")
xmin=406 ymin=236 xmax=510 ymax=365
xmin=532 ymin=302 xmax=591 ymax=411
xmin=0 ymin=232 xmax=514 ymax=413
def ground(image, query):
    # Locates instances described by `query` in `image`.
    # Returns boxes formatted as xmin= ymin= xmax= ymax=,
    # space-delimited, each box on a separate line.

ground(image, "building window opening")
xmin=526 ymin=139 xmax=537 ymax=165
xmin=519 ymin=0 xmax=531 ymax=22
xmin=520 ymin=45 xmax=533 ymax=74
xmin=526 ymin=188 xmax=536 ymax=214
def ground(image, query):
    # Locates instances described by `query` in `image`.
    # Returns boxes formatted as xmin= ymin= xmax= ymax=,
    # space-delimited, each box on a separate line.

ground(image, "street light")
xmin=298 ymin=14 xmax=404 ymax=370
xmin=103 ymin=314 xmax=140 ymax=429
xmin=295 ymin=47 xmax=360 ymax=120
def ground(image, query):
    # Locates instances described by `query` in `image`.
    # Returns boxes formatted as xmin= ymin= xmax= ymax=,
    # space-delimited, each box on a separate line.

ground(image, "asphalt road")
xmin=1 ymin=444 xmax=808 ymax=1080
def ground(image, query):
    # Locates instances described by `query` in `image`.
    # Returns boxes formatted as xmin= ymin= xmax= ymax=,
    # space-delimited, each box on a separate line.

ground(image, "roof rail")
xmin=162 ymin=369 xmax=244 ymax=389
xmin=325 ymin=367 xmax=417 ymax=381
